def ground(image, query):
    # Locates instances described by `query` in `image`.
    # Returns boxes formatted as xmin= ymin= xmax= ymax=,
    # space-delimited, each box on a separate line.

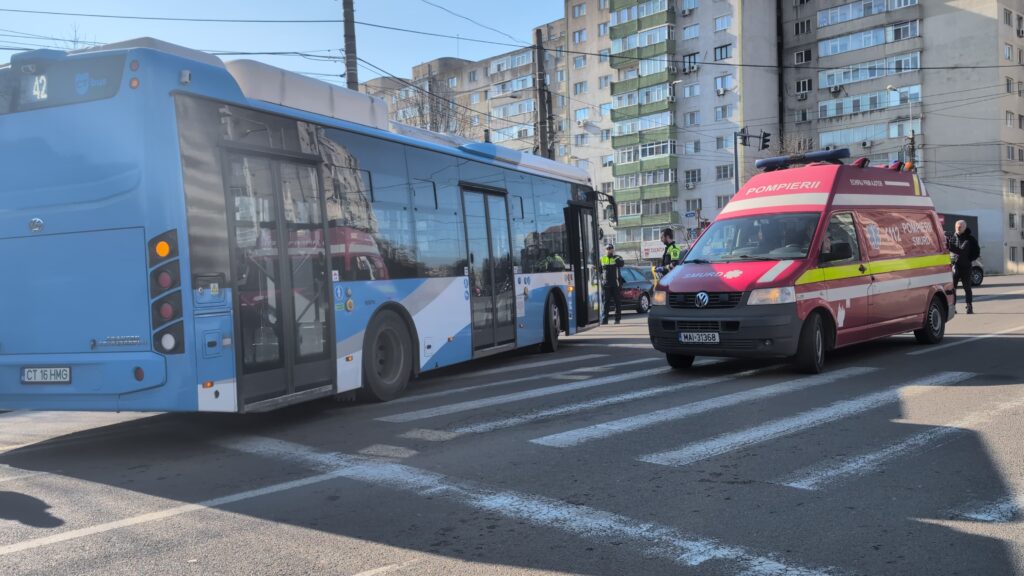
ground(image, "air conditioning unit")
xmin=577 ymin=119 xmax=589 ymax=127
xmin=685 ymin=182 xmax=696 ymax=190
xmin=861 ymin=140 xmax=873 ymax=148
xmin=667 ymin=66 xmax=678 ymax=74
xmin=796 ymin=93 xmax=808 ymax=101
xmin=1017 ymin=29 xmax=1024 ymax=38
xmin=682 ymin=8 xmax=692 ymax=16
xmin=716 ymin=88 xmax=727 ymax=96
xmin=829 ymin=85 xmax=843 ymax=95
xmin=691 ymin=64 xmax=700 ymax=73
xmin=666 ymin=95 xmax=676 ymax=103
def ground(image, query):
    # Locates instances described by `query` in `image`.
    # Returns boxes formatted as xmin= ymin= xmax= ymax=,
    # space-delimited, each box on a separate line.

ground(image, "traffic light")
xmin=759 ymin=131 xmax=772 ymax=151
xmin=737 ymin=128 xmax=749 ymax=146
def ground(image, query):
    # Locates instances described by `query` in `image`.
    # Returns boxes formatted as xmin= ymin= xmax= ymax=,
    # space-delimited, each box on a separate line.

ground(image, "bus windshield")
xmin=685 ymin=213 xmax=822 ymax=263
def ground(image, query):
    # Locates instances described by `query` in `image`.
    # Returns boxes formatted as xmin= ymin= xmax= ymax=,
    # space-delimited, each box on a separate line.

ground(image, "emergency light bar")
xmin=755 ymin=148 xmax=851 ymax=172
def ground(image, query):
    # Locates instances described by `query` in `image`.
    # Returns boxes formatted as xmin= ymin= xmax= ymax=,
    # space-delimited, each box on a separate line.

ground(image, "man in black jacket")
xmin=949 ymin=220 xmax=979 ymax=314
xmin=600 ymin=243 xmax=625 ymax=324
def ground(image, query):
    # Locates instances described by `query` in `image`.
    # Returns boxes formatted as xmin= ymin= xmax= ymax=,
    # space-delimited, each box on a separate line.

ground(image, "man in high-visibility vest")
xmin=655 ymin=228 xmax=683 ymax=277
xmin=601 ymin=243 xmax=625 ymax=325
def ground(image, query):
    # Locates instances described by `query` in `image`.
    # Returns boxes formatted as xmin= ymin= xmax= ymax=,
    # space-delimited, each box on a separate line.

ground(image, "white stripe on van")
xmin=719 ymin=193 xmax=830 ymax=215
xmin=756 ymin=260 xmax=795 ymax=284
xmin=833 ymin=194 xmax=934 ymax=207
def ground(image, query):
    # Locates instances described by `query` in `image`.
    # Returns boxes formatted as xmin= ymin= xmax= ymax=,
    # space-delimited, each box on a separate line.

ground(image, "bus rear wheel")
xmin=360 ymin=310 xmax=412 ymax=402
xmin=541 ymin=295 xmax=561 ymax=353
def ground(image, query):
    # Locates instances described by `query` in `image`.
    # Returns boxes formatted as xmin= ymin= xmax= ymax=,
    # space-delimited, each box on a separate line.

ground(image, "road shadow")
xmin=0 ymin=492 xmax=63 ymax=528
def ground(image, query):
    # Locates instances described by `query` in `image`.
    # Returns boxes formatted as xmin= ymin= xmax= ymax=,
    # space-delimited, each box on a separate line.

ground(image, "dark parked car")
xmin=617 ymin=266 xmax=655 ymax=314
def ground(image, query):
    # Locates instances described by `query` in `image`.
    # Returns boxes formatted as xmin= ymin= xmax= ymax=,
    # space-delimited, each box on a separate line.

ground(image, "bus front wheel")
xmin=541 ymin=295 xmax=561 ymax=353
xmin=361 ymin=310 xmax=413 ymax=402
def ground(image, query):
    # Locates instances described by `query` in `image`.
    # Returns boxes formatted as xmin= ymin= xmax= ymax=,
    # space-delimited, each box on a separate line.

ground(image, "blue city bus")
xmin=0 ymin=39 xmax=604 ymax=413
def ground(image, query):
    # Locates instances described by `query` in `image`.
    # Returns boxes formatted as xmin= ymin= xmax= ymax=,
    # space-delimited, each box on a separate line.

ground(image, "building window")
xmin=557 ymin=69 xmax=566 ymax=83
xmin=683 ymin=83 xmax=700 ymax=98
xmin=469 ymin=70 xmax=478 ymax=82
xmin=1009 ymin=145 xmax=1016 ymax=160
xmin=891 ymin=0 xmax=918 ymax=8
xmin=619 ymin=201 xmax=641 ymax=217
xmin=714 ymin=44 xmax=733 ymax=61
xmin=684 ymin=111 xmax=700 ymax=126
xmin=1005 ymin=8 xmax=1013 ymax=26
xmin=683 ymin=24 xmax=700 ymax=40
xmin=574 ymin=55 xmax=587 ymax=69
xmin=682 ymin=0 xmax=698 ymax=10
xmin=818 ymin=0 xmax=888 ymax=28
xmin=573 ymin=29 xmax=587 ymax=44
xmin=599 ymin=0 xmax=608 ymax=9
xmin=795 ymin=109 xmax=810 ymax=123
xmin=573 ymin=3 xmax=586 ymax=18
xmin=574 ymin=133 xmax=589 ymax=146
xmin=795 ymin=49 xmax=812 ymax=65
xmin=600 ymin=103 xmax=613 ymax=117
xmin=715 ymin=74 xmax=735 ymax=91
xmin=685 ymin=198 xmax=703 ymax=212
xmin=447 ymin=77 xmax=457 ymax=88
xmin=575 ymin=108 xmax=590 ymax=123
xmin=601 ymin=129 xmax=611 ymax=141
xmin=684 ymin=140 xmax=700 ymax=154
xmin=796 ymin=19 xmax=812 ymax=36
xmin=1010 ymin=77 xmax=1016 ymax=94
xmin=716 ymin=195 xmax=732 ymax=209
xmin=601 ymin=182 xmax=613 ymax=196
xmin=574 ymin=81 xmax=589 ymax=95
xmin=1009 ymin=111 xmax=1016 ymax=128
xmin=599 ymin=22 xmax=608 ymax=37
xmin=796 ymin=78 xmax=813 ymax=93
xmin=1012 ymin=246 xmax=1019 ymax=262
xmin=599 ymin=75 xmax=612 ymax=89
xmin=716 ymin=136 xmax=726 ymax=149
xmin=601 ymin=154 xmax=614 ymax=167
xmin=887 ymin=20 xmax=919 ymax=42
xmin=1011 ymin=213 xmax=1017 ymax=229
xmin=1007 ymin=44 xmax=1014 ymax=61
xmin=470 ymin=92 xmax=481 ymax=105
xmin=714 ymin=104 xmax=733 ymax=121
xmin=716 ymin=164 xmax=735 ymax=180
xmin=714 ymin=15 xmax=732 ymax=32
xmin=684 ymin=170 xmax=702 ymax=185
xmin=599 ymin=49 xmax=611 ymax=63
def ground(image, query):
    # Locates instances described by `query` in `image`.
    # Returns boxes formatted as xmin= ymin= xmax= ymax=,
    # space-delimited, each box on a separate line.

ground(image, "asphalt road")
xmin=2 ymin=277 xmax=1024 ymax=575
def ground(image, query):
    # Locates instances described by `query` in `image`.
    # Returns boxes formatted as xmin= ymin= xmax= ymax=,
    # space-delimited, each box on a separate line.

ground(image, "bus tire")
xmin=914 ymin=296 xmax=946 ymax=345
xmin=794 ymin=312 xmax=826 ymax=374
xmin=541 ymin=295 xmax=561 ymax=353
xmin=666 ymin=353 xmax=694 ymax=370
xmin=360 ymin=310 xmax=412 ymax=402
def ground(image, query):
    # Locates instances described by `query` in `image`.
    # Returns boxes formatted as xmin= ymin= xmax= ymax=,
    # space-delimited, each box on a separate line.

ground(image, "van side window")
xmin=821 ymin=213 xmax=860 ymax=265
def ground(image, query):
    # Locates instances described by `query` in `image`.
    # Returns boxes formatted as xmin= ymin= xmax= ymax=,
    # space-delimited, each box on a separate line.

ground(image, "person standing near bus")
xmin=949 ymin=219 xmax=979 ymax=314
xmin=656 ymin=228 xmax=683 ymax=277
xmin=601 ymin=243 xmax=625 ymax=324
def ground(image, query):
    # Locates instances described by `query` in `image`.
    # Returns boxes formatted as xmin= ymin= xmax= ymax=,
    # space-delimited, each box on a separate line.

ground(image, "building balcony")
xmin=610 ymin=40 xmax=675 ymax=69
xmin=609 ymin=9 xmax=674 ymax=40
xmin=642 ymin=211 xmax=680 ymax=227
xmin=640 ymin=182 xmax=677 ymax=199
xmin=611 ymin=125 xmax=673 ymax=149
xmin=616 ymin=214 xmax=642 ymax=228
xmin=610 ymin=0 xmax=640 ymax=12
xmin=610 ymin=99 xmax=673 ymax=123
xmin=613 ymin=187 xmax=641 ymax=202
xmin=610 ymin=70 xmax=674 ymax=97
xmin=611 ymin=155 xmax=676 ymax=177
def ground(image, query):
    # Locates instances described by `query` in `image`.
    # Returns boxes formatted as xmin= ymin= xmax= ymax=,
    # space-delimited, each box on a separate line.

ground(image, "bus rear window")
xmin=0 ymin=54 xmax=125 ymax=115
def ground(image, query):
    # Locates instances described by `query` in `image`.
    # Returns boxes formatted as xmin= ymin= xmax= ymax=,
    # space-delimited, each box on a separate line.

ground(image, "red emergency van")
xmin=649 ymin=149 xmax=954 ymax=373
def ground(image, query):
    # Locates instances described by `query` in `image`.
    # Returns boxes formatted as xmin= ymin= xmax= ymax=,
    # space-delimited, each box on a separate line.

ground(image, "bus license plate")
xmin=679 ymin=332 xmax=720 ymax=344
xmin=22 ymin=367 xmax=71 ymax=384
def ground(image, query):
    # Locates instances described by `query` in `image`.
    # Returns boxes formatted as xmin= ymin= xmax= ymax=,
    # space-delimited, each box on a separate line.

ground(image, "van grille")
xmin=668 ymin=292 xmax=743 ymax=309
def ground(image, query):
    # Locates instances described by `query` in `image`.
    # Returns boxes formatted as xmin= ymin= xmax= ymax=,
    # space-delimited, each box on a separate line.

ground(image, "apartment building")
xmin=781 ymin=0 xmax=1021 ymax=274
xmin=608 ymin=0 xmax=779 ymax=260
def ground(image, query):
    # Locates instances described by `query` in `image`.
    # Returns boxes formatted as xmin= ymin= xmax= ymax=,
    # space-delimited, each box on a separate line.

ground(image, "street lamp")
xmin=887 ymin=84 xmax=915 ymax=167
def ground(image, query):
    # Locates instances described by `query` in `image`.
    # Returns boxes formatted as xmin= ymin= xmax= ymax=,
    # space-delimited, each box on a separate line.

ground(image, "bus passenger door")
xmin=567 ymin=204 xmax=601 ymax=327
xmin=463 ymin=189 xmax=516 ymax=354
xmin=227 ymin=155 xmax=335 ymax=410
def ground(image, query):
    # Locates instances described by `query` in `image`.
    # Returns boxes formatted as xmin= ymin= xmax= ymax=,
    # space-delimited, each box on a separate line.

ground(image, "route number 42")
xmin=31 ymin=75 xmax=48 ymax=101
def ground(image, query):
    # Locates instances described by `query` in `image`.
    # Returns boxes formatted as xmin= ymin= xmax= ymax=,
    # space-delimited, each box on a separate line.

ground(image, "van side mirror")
xmin=820 ymin=242 xmax=853 ymax=263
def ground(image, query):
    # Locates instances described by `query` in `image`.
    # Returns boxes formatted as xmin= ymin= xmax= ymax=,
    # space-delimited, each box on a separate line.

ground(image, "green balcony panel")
xmin=612 ymin=133 xmax=640 ymax=148
xmin=613 ymin=187 xmax=641 ymax=202
xmin=640 ymin=155 xmax=674 ymax=172
xmin=642 ymin=212 xmax=680 ymax=227
xmin=617 ymin=215 xmax=642 ymax=228
xmin=639 ymin=126 xmax=672 ymax=143
xmin=609 ymin=20 xmax=639 ymax=40
xmin=610 ymin=0 xmax=639 ymax=12
xmin=640 ymin=183 xmax=677 ymax=199
xmin=637 ymin=10 xmax=674 ymax=31
xmin=612 ymin=162 xmax=641 ymax=177
xmin=638 ymin=70 xmax=672 ymax=89
xmin=611 ymin=77 xmax=639 ymax=96
xmin=609 ymin=48 xmax=639 ymax=70
xmin=611 ymin=99 xmax=671 ymax=123
xmin=616 ymin=240 xmax=641 ymax=251
xmin=610 ymin=105 xmax=639 ymax=123
xmin=638 ymin=40 xmax=674 ymax=60
xmin=639 ymin=99 xmax=671 ymax=116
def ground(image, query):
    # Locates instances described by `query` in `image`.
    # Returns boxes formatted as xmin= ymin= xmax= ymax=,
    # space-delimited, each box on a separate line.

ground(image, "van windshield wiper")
xmin=724 ymin=255 xmax=778 ymax=262
xmin=682 ymin=258 xmax=712 ymax=264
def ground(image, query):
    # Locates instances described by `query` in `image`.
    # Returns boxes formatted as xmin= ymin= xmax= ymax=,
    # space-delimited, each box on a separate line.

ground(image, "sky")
xmin=0 ymin=1 xmax=565 ymax=85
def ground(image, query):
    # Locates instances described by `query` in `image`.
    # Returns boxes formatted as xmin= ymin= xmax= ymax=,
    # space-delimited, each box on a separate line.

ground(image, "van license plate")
xmin=22 ymin=367 xmax=71 ymax=384
xmin=679 ymin=332 xmax=720 ymax=344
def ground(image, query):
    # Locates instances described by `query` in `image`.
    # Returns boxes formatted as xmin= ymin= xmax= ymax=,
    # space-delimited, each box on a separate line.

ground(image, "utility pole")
xmin=534 ymin=28 xmax=552 ymax=159
xmin=733 ymin=128 xmax=748 ymax=195
xmin=343 ymin=0 xmax=359 ymax=90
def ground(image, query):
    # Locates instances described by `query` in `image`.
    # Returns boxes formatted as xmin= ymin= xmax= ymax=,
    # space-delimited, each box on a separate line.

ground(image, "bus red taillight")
xmin=151 ymin=292 xmax=182 ymax=330
xmin=149 ymin=261 xmax=180 ymax=298
xmin=159 ymin=303 xmax=174 ymax=321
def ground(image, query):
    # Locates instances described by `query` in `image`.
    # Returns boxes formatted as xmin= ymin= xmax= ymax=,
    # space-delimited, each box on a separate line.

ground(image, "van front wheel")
xmin=794 ymin=313 xmax=825 ymax=374
xmin=914 ymin=297 xmax=946 ymax=345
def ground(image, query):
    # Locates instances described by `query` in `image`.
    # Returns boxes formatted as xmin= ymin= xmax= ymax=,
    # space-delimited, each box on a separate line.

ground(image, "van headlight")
xmin=652 ymin=290 xmax=668 ymax=306
xmin=747 ymin=286 xmax=796 ymax=306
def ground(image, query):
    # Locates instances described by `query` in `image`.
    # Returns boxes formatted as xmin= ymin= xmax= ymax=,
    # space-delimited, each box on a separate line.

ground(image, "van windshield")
xmin=685 ymin=213 xmax=822 ymax=263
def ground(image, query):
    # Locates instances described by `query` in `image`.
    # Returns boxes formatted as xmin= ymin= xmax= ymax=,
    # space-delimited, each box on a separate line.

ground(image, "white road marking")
xmin=954 ymin=496 xmax=1023 ymax=523
xmin=531 ymin=366 xmax=876 ymax=448
xmin=780 ymin=394 xmax=1024 ymax=491
xmin=452 ymin=366 xmax=782 ymax=436
xmin=357 ymin=445 xmax=418 ymax=459
xmin=376 ymin=366 xmax=673 ymax=423
xmin=387 ymin=357 xmax=655 ymax=406
xmin=463 ymin=354 xmax=606 ymax=378
xmin=219 ymin=436 xmax=829 ymax=576
xmin=351 ymin=559 xmax=425 ymax=576
xmin=554 ymin=375 xmax=590 ymax=381
xmin=640 ymin=371 xmax=974 ymax=468
xmin=974 ymin=287 xmax=1024 ymax=302
xmin=907 ymin=324 xmax=1024 ymax=356
xmin=398 ymin=429 xmax=460 ymax=442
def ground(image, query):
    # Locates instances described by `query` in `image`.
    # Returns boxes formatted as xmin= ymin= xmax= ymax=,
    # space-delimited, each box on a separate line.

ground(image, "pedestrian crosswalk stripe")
xmin=951 ymin=496 xmax=1022 ymax=523
xmin=220 ymin=436 xmax=831 ymax=576
xmin=460 ymin=353 xmax=607 ymax=378
xmin=907 ymin=323 xmax=1024 ymax=356
xmin=779 ymin=392 xmax=1024 ymax=491
xmin=387 ymin=357 xmax=656 ymax=406
xmin=451 ymin=365 xmax=783 ymax=436
xmin=531 ymin=366 xmax=877 ymax=448
xmin=377 ymin=366 xmax=673 ymax=423
xmin=640 ymin=371 xmax=974 ymax=468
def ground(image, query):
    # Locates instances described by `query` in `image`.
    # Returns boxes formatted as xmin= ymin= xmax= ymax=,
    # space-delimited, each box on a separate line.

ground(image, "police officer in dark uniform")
xmin=656 ymin=228 xmax=683 ymax=277
xmin=601 ymin=243 xmax=625 ymax=324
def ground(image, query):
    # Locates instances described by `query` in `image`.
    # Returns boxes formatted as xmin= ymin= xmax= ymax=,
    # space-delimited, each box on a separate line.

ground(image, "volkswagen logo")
xmin=694 ymin=291 xmax=710 ymax=308
xmin=29 ymin=218 xmax=44 ymax=233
